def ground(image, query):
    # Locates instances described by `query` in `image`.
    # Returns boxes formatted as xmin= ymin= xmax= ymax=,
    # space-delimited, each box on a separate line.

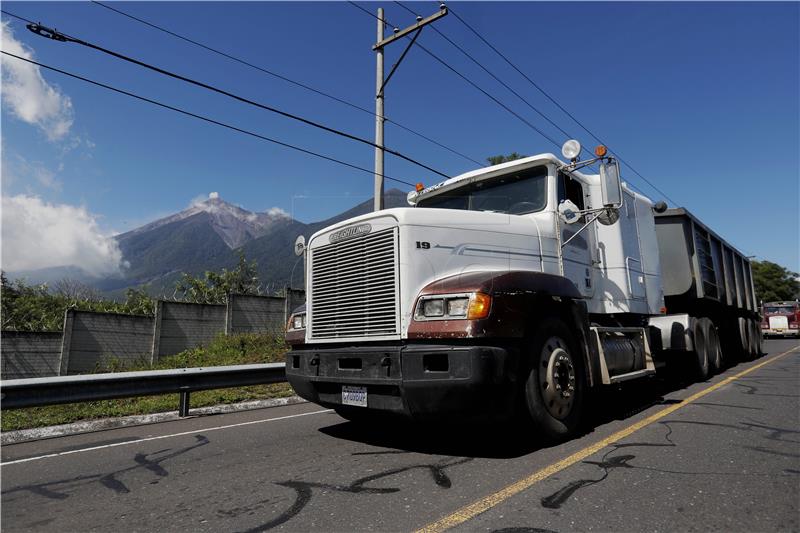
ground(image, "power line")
xmin=5 ymin=10 xmax=450 ymax=180
xmin=347 ymin=1 xmax=564 ymax=152
xmin=88 ymin=1 xmax=483 ymax=167
xmin=0 ymin=50 xmax=417 ymax=188
xmin=353 ymin=4 xmax=669 ymax=199
xmin=446 ymin=4 xmax=679 ymax=205
xmin=394 ymin=1 xmax=595 ymax=161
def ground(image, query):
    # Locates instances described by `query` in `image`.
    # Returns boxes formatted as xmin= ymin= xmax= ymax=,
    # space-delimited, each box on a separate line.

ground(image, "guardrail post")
xmin=179 ymin=390 xmax=191 ymax=417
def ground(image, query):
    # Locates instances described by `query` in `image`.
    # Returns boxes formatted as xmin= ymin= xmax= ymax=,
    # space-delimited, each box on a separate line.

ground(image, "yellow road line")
xmin=416 ymin=346 xmax=799 ymax=533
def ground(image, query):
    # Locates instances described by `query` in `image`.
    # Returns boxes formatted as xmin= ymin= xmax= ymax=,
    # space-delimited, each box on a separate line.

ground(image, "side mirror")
xmin=600 ymin=159 xmax=623 ymax=207
xmin=558 ymin=200 xmax=581 ymax=225
xmin=294 ymin=235 xmax=306 ymax=256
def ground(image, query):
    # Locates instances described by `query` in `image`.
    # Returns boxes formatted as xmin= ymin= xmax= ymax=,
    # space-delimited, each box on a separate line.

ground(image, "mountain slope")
xmin=235 ymin=189 xmax=410 ymax=289
xmin=117 ymin=193 xmax=289 ymax=249
xmin=117 ymin=211 xmax=233 ymax=282
xmin=10 ymin=189 xmax=413 ymax=296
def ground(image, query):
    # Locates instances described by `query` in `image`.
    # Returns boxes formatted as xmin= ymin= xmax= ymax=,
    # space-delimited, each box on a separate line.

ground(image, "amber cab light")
xmin=416 ymin=182 xmax=425 ymax=192
xmin=467 ymin=292 xmax=492 ymax=319
xmin=595 ymin=145 xmax=608 ymax=157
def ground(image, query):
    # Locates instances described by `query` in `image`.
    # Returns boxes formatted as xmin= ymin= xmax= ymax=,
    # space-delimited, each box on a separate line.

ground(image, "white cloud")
xmin=266 ymin=207 xmax=290 ymax=218
xmin=1 ymin=194 xmax=123 ymax=276
xmin=3 ymin=153 xmax=62 ymax=191
xmin=1 ymin=21 xmax=74 ymax=141
xmin=209 ymin=192 xmax=219 ymax=200
xmin=189 ymin=194 xmax=207 ymax=207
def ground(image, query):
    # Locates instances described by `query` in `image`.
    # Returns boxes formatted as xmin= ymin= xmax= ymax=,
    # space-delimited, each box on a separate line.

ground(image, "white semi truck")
xmin=286 ymin=141 xmax=761 ymax=440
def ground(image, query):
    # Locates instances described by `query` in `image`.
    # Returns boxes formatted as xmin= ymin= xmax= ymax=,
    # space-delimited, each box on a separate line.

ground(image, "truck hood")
xmin=305 ymin=207 xmax=560 ymax=341
xmin=308 ymin=207 xmax=555 ymax=247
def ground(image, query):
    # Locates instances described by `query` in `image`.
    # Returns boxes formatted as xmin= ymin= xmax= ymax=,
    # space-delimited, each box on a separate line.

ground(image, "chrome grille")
xmin=309 ymin=227 xmax=399 ymax=339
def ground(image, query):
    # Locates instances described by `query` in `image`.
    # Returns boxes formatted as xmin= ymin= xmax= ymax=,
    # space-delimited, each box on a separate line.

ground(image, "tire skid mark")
xmin=239 ymin=457 xmax=472 ymax=532
xmin=692 ymin=401 xmax=764 ymax=411
xmin=733 ymin=381 xmax=799 ymax=398
xmin=539 ymin=411 xmax=800 ymax=510
xmin=1 ymin=435 xmax=209 ymax=501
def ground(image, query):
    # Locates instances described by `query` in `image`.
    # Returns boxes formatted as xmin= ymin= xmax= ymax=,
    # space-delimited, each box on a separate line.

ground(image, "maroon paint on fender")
xmin=407 ymin=270 xmax=581 ymax=340
xmin=286 ymin=329 xmax=305 ymax=345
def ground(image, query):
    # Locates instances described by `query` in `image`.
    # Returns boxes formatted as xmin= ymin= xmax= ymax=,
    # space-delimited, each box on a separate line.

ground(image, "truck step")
xmin=609 ymin=368 xmax=656 ymax=384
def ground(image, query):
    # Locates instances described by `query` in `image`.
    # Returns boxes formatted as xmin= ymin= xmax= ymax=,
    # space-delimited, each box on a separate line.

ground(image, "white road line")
xmin=1 ymin=408 xmax=334 ymax=466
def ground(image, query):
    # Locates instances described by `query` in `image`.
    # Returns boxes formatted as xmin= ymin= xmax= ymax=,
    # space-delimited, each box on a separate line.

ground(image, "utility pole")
xmin=372 ymin=4 xmax=448 ymax=211
xmin=374 ymin=8 xmax=385 ymax=212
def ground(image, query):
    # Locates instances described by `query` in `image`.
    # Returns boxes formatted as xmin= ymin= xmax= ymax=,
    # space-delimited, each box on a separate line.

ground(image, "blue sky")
xmin=1 ymin=1 xmax=798 ymax=273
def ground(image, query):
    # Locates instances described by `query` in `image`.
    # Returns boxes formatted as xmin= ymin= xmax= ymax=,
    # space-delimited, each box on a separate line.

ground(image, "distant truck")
xmin=761 ymin=301 xmax=800 ymax=338
xmin=286 ymin=141 xmax=761 ymax=440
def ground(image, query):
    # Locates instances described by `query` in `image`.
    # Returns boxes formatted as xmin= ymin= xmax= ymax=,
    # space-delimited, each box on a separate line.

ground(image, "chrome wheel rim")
xmin=539 ymin=336 xmax=576 ymax=420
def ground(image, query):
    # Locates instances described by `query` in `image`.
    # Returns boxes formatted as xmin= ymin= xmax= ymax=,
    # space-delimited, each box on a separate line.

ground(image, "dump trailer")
xmin=651 ymin=208 xmax=762 ymax=373
xmin=286 ymin=141 xmax=761 ymax=440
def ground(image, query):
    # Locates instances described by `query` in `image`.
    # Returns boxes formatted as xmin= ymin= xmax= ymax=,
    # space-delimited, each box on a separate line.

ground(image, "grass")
xmin=1 ymin=333 xmax=294 ymax=432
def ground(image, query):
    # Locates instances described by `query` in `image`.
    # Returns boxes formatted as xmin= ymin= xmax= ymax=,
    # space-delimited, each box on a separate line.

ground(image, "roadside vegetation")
xmin=1 ymin=333 xmax=293 ymax=432
xmin=1 ymin=256 xmax=296 ymax=432
xmin=1 ymin=252 xmax=265 ymax=332
xmin=1 ymin=272 xmax=155 ymax=331
xmin=751 ymin=260 xmax=800 ymax=303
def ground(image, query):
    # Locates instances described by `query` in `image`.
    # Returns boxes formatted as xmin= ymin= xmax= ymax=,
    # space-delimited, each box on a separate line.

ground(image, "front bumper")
xmin=286 ymin=343 xmax=515 ymax=420
xmin=762 ymin=328 xmax=800 ymax=337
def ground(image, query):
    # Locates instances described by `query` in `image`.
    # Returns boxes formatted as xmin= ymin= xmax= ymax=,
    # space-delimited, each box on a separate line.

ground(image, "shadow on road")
xmin=318 ymin=349 xmax=776 ymax=459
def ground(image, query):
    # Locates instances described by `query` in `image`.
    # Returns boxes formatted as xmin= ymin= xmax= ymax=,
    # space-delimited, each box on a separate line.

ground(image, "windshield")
xmin=764 ymin=305 xmax=796 ymax=314
xmin=416 ymin=166 xmax=547 ymax=215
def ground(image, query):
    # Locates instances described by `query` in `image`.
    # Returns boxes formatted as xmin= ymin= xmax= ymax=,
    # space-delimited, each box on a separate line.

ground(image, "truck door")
xmin=558 ymin=172 xmax=595 ymax=298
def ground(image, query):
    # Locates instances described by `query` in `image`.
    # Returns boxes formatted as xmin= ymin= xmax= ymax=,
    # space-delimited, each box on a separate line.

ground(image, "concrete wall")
xmin=1 ymin=289 xmax=307 ymax=377
xmin=63 ymin=309 xmax=155 ymax=374
xmin=227 ymin=294 xmax=286 ymax=334
xmin=1 ymin=331 xmax=63 ymax=379
xmin=154 ymin=301 xmax=226 ymax=359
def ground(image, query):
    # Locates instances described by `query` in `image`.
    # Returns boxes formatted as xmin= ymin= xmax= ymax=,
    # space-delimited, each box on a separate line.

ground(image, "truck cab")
xmin=286 ymin=143 xmax=759 ymax=441
xmin=762 ymin=301 xmax=800 ymax=338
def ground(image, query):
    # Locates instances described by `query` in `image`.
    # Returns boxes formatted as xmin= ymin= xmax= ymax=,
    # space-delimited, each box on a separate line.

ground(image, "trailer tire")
xmin=749 ymin=320 xmax=762 ymax=358
xmin=738 ymin=318 xmax=752 ymax=361
xmin=692 ymin=319 xmax=710 ymax=380
xmin=521 ymin=318 xmax=586 ymax=442
xmin=704 ymin=319 xmax=722 ymax=374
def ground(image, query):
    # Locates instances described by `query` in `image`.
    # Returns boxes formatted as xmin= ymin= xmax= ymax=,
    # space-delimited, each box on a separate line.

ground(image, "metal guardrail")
xmin=0 ymin=363 xmax=287 ymax=417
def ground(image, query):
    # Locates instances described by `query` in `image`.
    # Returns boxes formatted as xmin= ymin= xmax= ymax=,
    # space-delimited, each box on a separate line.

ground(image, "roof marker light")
xmin=561 ymin=139 xmax=581 ymax=160
xmin=416 ymin=182 xmax=425 ymax=192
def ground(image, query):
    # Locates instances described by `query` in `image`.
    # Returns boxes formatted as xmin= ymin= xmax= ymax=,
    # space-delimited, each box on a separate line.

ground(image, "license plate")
xmin=342 ymin=386 xmax=367 ymax=407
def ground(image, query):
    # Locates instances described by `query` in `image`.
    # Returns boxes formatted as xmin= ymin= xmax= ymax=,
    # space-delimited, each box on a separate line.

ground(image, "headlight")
xmin=287 ymin=313 xmax=306 ymax=331
xmin=414 ymin=292 xmax=491 ymax=321
xmin=422 ymin=299 xmax=445 ymax=317
xmin=447 ymin=298 xmax=469 ymax=317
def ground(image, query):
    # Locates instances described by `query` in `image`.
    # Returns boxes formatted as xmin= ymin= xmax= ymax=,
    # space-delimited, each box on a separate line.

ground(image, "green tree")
xmin=1 ymin=272 xmax=157 ymax=331
xmin=751 ymin=260 xmax=800 ymax=304
xmin=486 ymin=152 xmax=526 ymax=166
xmin=174 ymin=252 xmax=261 ymax=304
xmin=123 ymin=288 xmax=156 ymax=315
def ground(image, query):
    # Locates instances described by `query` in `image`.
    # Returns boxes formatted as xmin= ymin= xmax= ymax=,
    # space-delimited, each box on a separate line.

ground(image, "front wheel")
xmin=521 ymin=318 xmax=586 ymax=442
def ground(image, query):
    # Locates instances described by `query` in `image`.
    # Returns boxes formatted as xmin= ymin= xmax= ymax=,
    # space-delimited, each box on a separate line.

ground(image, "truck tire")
xmin=691 ymin=319 xmax=710 ymax=380
xmin=521 ymin=318 xmax=586 ymax=442
xmin=749 ymin=320 xmax=762 ymax=358
xmin=703 ymin=319 xmax=722 ymax=374
xmin=738 ymin=318 xmax=752 ymax=361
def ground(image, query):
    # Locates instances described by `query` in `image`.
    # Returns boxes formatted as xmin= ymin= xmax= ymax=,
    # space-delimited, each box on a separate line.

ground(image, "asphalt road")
xmin=2 ymin=339 xmax=798 ymax=532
